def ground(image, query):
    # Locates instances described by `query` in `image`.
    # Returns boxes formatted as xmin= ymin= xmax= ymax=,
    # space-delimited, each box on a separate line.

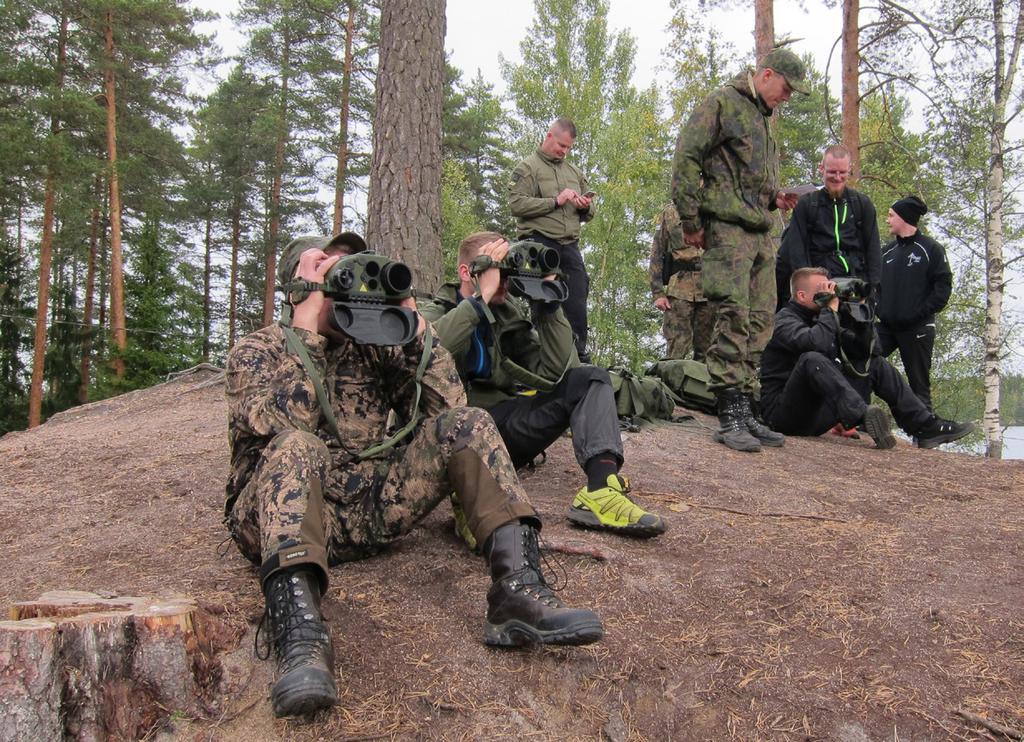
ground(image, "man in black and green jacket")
xmin=420 ymin=232 xmax=666 ymax=539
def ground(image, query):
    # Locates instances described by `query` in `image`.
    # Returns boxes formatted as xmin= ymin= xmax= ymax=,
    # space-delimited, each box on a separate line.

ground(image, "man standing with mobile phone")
xmin=508 ymin=118 xmax=595 ymax=362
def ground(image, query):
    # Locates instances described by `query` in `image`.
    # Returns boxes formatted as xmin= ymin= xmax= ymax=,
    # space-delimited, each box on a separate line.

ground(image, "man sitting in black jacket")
xmin=759 ymin=267 xmax=973 ymax=450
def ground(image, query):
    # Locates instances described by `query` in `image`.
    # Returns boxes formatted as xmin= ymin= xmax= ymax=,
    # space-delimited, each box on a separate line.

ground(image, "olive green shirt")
xmin=508 ymin=148 xmax=593 ymax=243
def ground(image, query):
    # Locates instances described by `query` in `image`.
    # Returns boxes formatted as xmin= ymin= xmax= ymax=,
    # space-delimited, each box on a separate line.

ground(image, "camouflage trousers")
xmin=227 ymin=406 xmax=537 ymax=586
xmin=662 ymin=295 xmax=716 ymax=361
xmin=700 ymin=221 xmax=776 ymax=394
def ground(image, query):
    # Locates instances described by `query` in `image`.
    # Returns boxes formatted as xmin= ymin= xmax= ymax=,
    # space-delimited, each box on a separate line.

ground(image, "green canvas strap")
xmin=280 ymin=322 xmax=433 ymax=461
xmin=494 ymin=319 xmax=571 ymax=392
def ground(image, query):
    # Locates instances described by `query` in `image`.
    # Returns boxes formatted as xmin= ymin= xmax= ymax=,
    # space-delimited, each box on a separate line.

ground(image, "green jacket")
xmin=671 ymin=71 xmax=780 ymax=235
xmin=508 ymin=148 xmax=593 ymax=243
xmin=419 ymin=283 xmax=579 ymax=407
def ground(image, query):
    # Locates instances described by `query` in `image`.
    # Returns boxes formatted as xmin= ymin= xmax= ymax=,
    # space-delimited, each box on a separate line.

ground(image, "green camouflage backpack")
xmin=606 ymin=366 xmax=681 ymax=423
xmin=646 ymin=359 xmax=717 ymax=415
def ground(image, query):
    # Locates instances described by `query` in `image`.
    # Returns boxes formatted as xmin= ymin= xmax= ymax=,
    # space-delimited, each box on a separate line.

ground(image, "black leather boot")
xmin=742 ymin=393 xmax=785 ymax=447
xmin=260 ymin=569 xmax=337 ymax=717
xmin=713 ymin=389 xmax=762 ymax=452
xmin=483 ymin=522 xmax=604 ymax=647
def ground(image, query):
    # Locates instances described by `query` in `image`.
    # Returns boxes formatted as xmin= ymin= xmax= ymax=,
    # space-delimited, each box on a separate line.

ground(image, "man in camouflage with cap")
xmin=649 ymin=203 xmax=715 ymax=361
xmin=671 ymin=46 xmax=808 ymax=452
xmin=225 ymin=233 xmax=603 ymax=718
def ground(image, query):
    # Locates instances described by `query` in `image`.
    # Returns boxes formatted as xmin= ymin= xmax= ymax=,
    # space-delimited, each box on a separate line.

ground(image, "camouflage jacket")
xmin=508 ymin=148 xmax=593 ymax=243
xmin=418 ymin=283 xmax=579 ymax=408
xmin=649 ymin=204 xmax=705 ymax=302
xmin=671 ymin=70 xmax=780 ymax=235
xmin=224 ymin=322 xmax=466 ymax=514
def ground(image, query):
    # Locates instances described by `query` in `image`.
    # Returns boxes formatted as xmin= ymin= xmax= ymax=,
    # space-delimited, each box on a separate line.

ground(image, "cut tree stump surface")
xmin=1 ymin=591 xmax=233 ymax=742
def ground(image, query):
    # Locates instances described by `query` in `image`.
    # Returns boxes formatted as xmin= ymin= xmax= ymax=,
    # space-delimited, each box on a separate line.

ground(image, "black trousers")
xmin=765 ymin=352 xmax=933 ymax=437
xmin=527 ymin=233 xmax=590 ymax=359
xmin=486 ymin=366 xmax=622 ymax=470
xmin=877 ymin=322 xmax=935 ymax=411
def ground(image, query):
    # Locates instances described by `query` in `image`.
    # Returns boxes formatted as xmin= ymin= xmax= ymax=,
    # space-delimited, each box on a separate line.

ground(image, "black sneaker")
xmin=917 ymin=418 xmax=975 ymax=449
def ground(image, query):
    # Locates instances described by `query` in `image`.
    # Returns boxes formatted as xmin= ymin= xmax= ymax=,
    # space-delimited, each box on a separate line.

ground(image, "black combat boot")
xmin=483 ymin=521 xmax=604 ymax=647
xmin=742 ymin=393 xmax=785 ymax=447
xmin=713 ymin=389 xmax=762 ymax=452
xmin=260 ymin=569 xmax=337 ymax=717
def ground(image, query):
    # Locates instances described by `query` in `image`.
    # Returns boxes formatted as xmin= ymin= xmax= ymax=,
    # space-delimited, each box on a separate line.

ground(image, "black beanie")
xmin=892 ymin=195 xmax=928 ymax=226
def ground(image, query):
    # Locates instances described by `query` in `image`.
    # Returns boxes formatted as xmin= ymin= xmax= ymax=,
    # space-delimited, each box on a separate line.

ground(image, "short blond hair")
xmin=457 ymin=231 xmax=504 ymax=268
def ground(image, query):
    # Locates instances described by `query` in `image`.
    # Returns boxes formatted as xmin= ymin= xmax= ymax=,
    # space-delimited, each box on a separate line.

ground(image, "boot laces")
xmin=255 ymin=575 xmax=330 ymax=672
xmin=509 ymin=528 xmax=566 ymax=608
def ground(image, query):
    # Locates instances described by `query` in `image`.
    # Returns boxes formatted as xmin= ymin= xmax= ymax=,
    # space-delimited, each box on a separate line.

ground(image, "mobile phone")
xmin=582 ymin=190 xmax=596 ymax=198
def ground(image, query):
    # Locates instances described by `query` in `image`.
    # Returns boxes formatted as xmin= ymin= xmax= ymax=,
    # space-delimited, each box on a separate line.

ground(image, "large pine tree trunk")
xmin=754 ymin=0 xmax=774 ymax=64
xmin=104 ymin=12 xmax=127 ymax=377
xmin=333 ymin=0 xmax=356 ymax=234
xmin=841 ymin=0 xmax=861 ymax=179
xmin=262 ymin=29 xmax=291 ymax=328
xmin=367 ymin=0 xmax=445 ymax=292
xmin=27 ymin=10 xmax=68 ymax=428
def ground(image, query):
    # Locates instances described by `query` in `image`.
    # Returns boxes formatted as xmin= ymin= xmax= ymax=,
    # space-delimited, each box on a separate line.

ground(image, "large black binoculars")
xmin=323 ymin=253 xmax=418 ymax=346
xmin=469 ymin=240 xmax=569 ymax=303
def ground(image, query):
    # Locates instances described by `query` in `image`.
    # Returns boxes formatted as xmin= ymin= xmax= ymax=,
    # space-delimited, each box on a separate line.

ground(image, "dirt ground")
xmin=1 ymin=367 xmax=1022 ymax=741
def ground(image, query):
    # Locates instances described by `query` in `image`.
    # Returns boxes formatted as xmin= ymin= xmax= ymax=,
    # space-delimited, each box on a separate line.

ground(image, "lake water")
xmin=999 ymin=426 xmax=1024 ymax=460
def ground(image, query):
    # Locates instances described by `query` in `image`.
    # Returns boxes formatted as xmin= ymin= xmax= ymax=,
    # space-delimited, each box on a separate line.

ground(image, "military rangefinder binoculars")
xmin=468 ymin=240 xmax=569 ymax=303
xmin=832 ymin=276 xmax=871 ymax=302
xmin=322 ymin=253 xmax=418 ymax=346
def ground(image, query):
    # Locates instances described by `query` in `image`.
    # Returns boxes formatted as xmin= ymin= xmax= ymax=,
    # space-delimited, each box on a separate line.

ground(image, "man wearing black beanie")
xmin=877 ymin=196 xmax=951 ymax=416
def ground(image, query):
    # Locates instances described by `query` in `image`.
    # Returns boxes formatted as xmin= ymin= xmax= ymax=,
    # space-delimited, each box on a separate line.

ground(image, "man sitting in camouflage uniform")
xmin=225 ymin=233 xmax=603 ymax=718
xmin=420 ymin=232 xmax=666 ymax=539
xmin=649 ymin=203 xmax=715 ymax=361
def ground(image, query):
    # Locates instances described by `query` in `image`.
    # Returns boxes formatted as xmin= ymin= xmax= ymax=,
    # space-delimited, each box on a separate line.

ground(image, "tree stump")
xmin=1 ymin=591 xmax=234 ymax=742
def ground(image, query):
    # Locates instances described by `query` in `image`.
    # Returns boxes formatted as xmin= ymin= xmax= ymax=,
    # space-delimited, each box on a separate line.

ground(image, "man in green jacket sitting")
xmin=420 ymin=232 xmax=666 ymax=539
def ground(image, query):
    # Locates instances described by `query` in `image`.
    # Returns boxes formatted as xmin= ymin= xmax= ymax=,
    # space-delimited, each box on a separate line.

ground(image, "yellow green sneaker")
xmin=567 ymin=475 xmax=666 ymax=537
xmin=450 ymin=492 xmax=478 ymax=551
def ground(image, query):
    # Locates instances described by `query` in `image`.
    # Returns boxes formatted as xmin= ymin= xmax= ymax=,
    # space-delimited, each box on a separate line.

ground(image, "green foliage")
xmin=775 ymin=57 xmax=838 ymax=186
xmin=106 ymin=215 xmax=202 ymax=392
xmin=502 ymin=0 xmax=636 ymax=170
xmin=0 ymin=233 xmax=29 ymax=434
xmin=443 ymin=66 xmax=515 ymax=231
xmin=586 ymin=89 xmax=671 ymax=369
xmin=439 ymin=159 xmax=482 ymax=281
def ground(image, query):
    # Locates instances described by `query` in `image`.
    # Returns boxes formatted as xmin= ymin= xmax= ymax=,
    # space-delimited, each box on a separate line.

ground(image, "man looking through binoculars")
xmin=224 ymin=232 xmax=605 ymax=719
xmin=758 ymin=267 xmax=973 ymax=450
xmin=420 ymin=232 xmax=667 ymax=540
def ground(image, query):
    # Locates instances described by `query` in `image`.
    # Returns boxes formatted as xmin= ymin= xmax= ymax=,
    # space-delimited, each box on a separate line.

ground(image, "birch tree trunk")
xmin=367 ymin=0 xmax=445 ymax=292
xmin=982 ymin=0 xmax=1024 ymax=458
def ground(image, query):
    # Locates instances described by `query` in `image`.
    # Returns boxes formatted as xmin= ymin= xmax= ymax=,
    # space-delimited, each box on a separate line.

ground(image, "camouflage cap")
xmin=760 ymin=47 xmax=809 ymax=95
xmin=276 ymin=232 xmax=368 ymax=288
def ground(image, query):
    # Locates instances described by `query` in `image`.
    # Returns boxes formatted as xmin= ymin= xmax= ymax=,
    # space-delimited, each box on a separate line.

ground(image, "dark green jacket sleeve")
xmin=672 ymin=95 xmax=721 ymax=234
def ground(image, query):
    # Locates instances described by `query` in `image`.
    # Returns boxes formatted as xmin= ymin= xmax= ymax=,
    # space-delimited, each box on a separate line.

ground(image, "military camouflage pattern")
xmin=700 ymin=222 xmax=776 ymax=393
xmin=649 ymin=204 xmax=714 ymax=360
xmin=225 ymin=323 xmax=536 ymax=574
xmin=671 ymin=71 xmax=780 ymax=235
